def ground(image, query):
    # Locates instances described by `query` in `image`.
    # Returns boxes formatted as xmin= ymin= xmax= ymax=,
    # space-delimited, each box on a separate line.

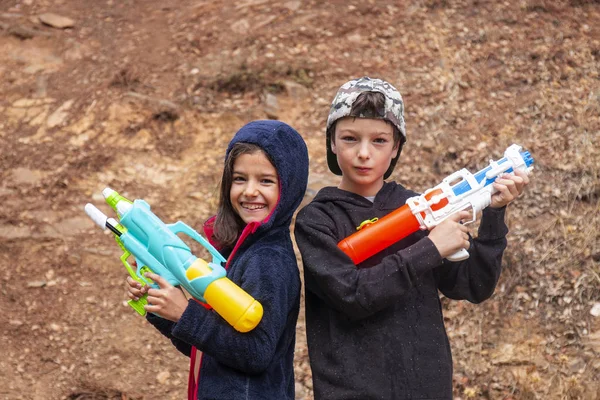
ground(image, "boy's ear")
xmin=392 ymin=142 xmax=399 ymax=158
xmin=330 ymin=137 xmax=337 ymax=154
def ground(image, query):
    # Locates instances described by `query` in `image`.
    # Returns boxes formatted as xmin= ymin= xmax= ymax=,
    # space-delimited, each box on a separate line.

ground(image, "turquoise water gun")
xmin=85 ymin=188 xmax=263 ymax=332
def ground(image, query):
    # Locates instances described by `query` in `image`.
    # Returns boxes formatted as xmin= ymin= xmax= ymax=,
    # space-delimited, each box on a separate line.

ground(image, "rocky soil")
xmin=1 ymin=0 xmax=599 ymax=399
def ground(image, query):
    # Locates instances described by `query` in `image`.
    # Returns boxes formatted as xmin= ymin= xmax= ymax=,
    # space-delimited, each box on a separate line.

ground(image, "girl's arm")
xmin=146 ymin=313 xmax=194 ymax=357
xmin=127 ymin=275 xmax=193 ymax=356
xmin=167 ymin=247 xmax=300 ymax=375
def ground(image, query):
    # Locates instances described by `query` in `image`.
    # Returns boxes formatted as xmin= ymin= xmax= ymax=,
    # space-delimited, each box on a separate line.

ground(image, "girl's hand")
xmin=428 ymin=211 xmax=471 ymax=259
xmin=490 ymin=170 xmax=529 ymax=208
xmin=126 ymin=276 xmax=149 ymax=301
xmin=125 ymin=259 xmax=150 ymax=301
xmin=144 ymin=272 xmax=188 ymax=322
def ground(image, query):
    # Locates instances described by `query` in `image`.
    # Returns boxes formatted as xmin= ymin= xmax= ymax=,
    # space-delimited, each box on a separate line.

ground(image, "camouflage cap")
xmin=326 ymin=76 xmax=406 ymax=179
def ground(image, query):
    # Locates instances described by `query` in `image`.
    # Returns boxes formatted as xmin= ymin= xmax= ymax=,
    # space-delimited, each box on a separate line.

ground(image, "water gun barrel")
xmin=186 ymin=259 xmax=263 ymax=333
xmin=451 ymin=149 xmax=534 ymax=197
xmin=84 ymin=203 xmax=154 ymax=315
xmin=338 ymin=204 xmax=420 ymax=265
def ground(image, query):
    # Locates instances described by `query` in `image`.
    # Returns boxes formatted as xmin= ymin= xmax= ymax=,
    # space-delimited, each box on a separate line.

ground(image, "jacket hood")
xmin=226 ymin=120 xmax=309 ymax=233
xmin=311 ymin=182 xmax=415 ymax=211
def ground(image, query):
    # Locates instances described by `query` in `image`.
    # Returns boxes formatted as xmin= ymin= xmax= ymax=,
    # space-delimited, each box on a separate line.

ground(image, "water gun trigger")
xmin=118 ymin=247 xmax=154 ymax=287
xmin=458 ymin=204 xmax=477 ymax=226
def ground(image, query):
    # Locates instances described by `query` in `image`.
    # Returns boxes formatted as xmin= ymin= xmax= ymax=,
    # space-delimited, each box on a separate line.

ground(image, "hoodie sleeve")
xmin=434 ymin=206 xmax=508 ymax=303
xmin=294 ymin=205 xmax=443 ymax=320
xmin=168 ymin=246 xmax=299 ymax=375
xmin=145 ymin=314 xmax=193 ymax=357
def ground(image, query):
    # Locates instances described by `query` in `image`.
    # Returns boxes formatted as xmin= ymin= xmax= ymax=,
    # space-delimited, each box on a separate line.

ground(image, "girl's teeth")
xmin=244 ymin=204 xmax=265 ymax=210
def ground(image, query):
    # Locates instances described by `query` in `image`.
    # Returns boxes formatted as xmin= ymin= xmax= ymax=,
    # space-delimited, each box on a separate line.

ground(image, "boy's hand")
xmin=490 ymin=170 xmax=529 ymax=208
xmin=428 ymin=211 xmax=471 ymax=259
xmin=144 ymin=272 xmax=188 ymax=322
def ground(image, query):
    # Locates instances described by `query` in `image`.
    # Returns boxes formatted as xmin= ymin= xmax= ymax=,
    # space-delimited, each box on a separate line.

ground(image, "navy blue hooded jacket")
xmin=147 ymin=120 xmax=309 ymax=400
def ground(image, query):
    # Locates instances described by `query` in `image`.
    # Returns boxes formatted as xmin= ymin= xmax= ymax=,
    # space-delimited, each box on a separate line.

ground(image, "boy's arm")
xmin=168 ymin=247 xmax=299 ymax=375
xmin=295 ymin=207 xmax=443 ymax=320
xmin=434 ymin=206 xmax=508 ymax=303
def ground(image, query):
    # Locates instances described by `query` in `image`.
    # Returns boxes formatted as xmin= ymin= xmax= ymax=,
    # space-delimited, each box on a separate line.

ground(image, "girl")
xmin=127 ymin=120 xmax=309 ymax=400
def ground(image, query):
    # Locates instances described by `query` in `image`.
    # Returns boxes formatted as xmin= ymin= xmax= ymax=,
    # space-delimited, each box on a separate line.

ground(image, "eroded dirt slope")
xmin=1 ymin=1 xmax=599 ymax=399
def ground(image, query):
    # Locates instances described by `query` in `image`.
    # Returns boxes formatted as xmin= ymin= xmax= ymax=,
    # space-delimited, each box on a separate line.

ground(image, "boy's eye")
xmin=261 ymin=178 xmax=276 ymax=185
xmin=233 ymin=176 xmax=246 ymax=182
xmin=374 ymin=138 xmax=389 ymax=144
xmin=340 ymin=136 xmax=357 ymax=142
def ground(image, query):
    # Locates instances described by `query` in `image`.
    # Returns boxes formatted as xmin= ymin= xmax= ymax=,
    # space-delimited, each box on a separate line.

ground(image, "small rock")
xmin=284 ymin=1 xmax=301 ymax=11
xmin=188 ymin=192 xmax=205 ymax=200
xmin=591 ymin=303 xmax=600 ymax=317
xmin=231 ymin=19 xmax=249 ymax=35
xmin=421 ymin=139 xmax=436 ymax=152
xmin=156 ymin=370 xmax=171 ymax=384
xmin=11 ymin=167 xmax=45 ymax=184
xmin=47 ymin=99 xmax=74 ymax=128
xmin=263 ymin=93 xmax=279 ymax=119
xmin=347 ymin=33 xmax=362 ymax=43
xmin=295 ymin=382 xmax=306 ymax=400
xmin=66 ymin=253 xmax=81 ymax=266
xmin=282 ymin=80 xmax=309 ymax=99
xmin=39 ymin=13 xmax=75 ymax=29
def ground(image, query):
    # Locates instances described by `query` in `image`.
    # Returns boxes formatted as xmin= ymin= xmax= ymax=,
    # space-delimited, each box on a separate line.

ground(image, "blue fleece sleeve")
xmin=434 ymin=207 xmax=508 ymax=302
xmin=168 ymin=247 xmax=299 ymax=374
xmin=295 ymin=207 xmax=443 ymax=320
xmin=146 ymin=313 xmax=193 ymax=357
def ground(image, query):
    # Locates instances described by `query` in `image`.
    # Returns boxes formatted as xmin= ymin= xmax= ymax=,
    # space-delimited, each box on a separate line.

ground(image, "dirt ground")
xmin=1 ymin=0 xmax=599 ymax=399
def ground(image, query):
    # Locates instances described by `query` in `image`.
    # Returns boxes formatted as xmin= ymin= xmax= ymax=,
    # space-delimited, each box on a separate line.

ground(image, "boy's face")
xmin=331 ymin=117 xmax=398 ymax=197
xmin=230 ymin=151 xmax=279 ymax=224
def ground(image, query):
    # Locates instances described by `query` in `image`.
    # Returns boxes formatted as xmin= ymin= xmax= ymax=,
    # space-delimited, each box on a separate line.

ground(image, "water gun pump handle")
xmin=446 ymin=248 xmax=469 ymax=262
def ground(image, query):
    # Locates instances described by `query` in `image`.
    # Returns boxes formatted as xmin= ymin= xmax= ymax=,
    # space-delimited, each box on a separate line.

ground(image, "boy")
xmin=294 ymin=77 xmax=528 ymax=400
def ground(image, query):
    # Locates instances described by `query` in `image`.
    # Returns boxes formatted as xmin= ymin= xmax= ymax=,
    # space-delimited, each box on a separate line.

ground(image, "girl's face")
xmin=229 ymin=151 xmax=279 ymax=225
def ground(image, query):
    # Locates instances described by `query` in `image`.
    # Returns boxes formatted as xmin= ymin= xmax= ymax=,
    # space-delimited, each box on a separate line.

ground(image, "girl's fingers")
xmin=144 ymin=304 xmax=160 ymax=314
xmin=144 ymin=272 xmax=172 ymax=289
xmin=146 ymin=287 xmax=163 ymax=299
xmin=126 ymin=276 xmax=140 ymax=288
xmin=146 ymin=295 xmax=159 ymax=304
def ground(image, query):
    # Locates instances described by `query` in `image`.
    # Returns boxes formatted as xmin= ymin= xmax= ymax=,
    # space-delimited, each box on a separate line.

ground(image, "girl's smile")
xmin=230 ymin=152 xmax=279 ymax=224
